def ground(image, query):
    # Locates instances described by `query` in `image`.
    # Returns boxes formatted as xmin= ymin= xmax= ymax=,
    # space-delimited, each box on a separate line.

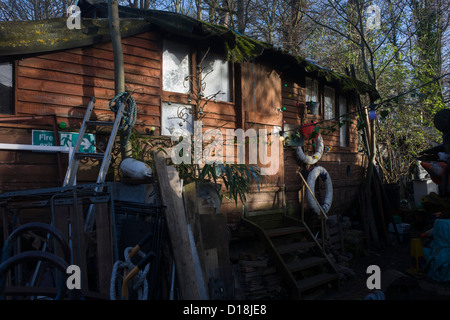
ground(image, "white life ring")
xmin=296 ymin=134 xmax=324 ymax=165
xmin=306 ymin=166 xmax=333 ymax=215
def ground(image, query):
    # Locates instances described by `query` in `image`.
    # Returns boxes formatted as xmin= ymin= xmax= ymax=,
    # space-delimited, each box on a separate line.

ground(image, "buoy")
xmin=306 ymin=166 xmax=333 ymax=215
xmin=120 ymin=158 xmax=152 ymax=180
xmin=296 ymin=134 xmax=324 ymax=165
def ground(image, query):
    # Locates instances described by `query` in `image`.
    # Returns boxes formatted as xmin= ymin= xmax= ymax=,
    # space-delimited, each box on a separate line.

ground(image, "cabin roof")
xmin=0 ymin=1 xmax=379 ymax=100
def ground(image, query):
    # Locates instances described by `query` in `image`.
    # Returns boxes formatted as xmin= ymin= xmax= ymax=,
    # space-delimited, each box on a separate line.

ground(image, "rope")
xmin=109 ymin=92 xmax=137 ymax=147
xmin=110 ymin=247 xmax=150 ymax=300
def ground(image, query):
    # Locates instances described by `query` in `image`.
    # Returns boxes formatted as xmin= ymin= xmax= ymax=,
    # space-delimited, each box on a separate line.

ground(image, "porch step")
xmin=276 ymin=241 xmax=316 ymax=254
xmin=287 ymin=257 xmax=327 ymax=273
xmin=266 ymin=226 xmax=306 ymax=237
xmin=297 ymin=273 xmax=339 ymax=292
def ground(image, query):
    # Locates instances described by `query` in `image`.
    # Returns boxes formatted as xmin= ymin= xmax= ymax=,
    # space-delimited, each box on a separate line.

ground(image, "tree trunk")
xmin=108 ymin=0 xmax=131 ymax=159
xmin=236 ymin=0 xmax=245 ymax=33
xmin=108 ymin=0 xmax=125 ymax=95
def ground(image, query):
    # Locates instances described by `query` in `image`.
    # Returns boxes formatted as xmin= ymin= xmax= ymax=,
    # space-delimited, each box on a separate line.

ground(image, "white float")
xmin=296 ymin=134 xmax=324 ymax=165
xmin=306 ymin=166 xmax=333 ymax=215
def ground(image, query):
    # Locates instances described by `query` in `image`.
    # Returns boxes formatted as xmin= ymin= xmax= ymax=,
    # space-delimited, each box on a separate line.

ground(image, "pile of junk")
xmin=412 ymin=108 xmax=450 ymax=285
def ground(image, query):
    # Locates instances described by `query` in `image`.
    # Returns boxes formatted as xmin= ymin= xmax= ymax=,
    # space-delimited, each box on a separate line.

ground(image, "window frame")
xmin=0 ymin=60 xmax=15 ymax=116
xmin=323 ymin=85 xmax=336 ymax=121
xmin=162 ymin=39 xmax=191 ymax=95
xmin=338 ymin=94 xmax=349 ymax=147
xmin=305 ymin=77 xmax=319 ymax=104
xmin=161 ymin=40 xmax=235 ymax=137
xmin=198 ymin=51 xmax=233 ymax=103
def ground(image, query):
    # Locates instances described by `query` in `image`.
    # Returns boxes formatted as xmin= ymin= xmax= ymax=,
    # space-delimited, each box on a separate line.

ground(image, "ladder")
xmin=63 ymin=95 xmax=127 ymax=231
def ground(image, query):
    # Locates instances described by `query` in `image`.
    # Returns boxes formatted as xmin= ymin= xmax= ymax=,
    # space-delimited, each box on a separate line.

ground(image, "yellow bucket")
xmin=409 ymin=238 xmax=426 ymax=273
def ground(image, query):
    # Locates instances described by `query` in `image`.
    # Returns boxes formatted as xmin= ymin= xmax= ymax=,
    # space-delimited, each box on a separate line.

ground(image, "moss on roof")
xmin=0 ymin=5 xmax=379 ymax=99
xmin=0 ymin=17 xmax=149 ymax=56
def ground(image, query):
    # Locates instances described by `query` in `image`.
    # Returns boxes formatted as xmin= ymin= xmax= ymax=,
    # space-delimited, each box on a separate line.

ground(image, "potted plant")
xmin=306 ymin=101 xmax=320 ymax=115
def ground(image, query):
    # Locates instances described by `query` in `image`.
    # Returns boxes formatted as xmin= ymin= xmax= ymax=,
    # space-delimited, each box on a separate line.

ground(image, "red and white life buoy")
xmin=306 ymin=166 xmax=333 ymax=215
xmin=296 ymin=134 xmax=324 ymax=165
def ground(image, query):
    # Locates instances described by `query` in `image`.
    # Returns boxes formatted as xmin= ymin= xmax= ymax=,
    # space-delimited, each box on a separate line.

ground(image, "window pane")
xmin=305 ymin=77 xmax=318 ymax=102
xmin=163 ymin=40 xmax=190 ymax=94
xmin=339 ymin=95 xmax=348 ymax=147
xmin=161 ymin=102 xmax=194 ymax=136
xmin=201 ymin=53 xmax=230 ymax=102
xmin=0 ymin=62 xmax=13 ymax=115
xmin=324 ymin=86 xmax=335 ymax=120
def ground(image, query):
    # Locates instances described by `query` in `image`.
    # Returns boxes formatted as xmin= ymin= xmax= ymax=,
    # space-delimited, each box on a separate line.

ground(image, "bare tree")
xmin=0 ymin=0 xmax=77 ymax=21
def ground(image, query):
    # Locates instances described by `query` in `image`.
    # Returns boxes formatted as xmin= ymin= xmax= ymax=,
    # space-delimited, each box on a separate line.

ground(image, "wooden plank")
xmin=93 ymin=41 xmax=161 ymax=61
xmin=121 ymin=36 xmax=160 ymax=51
xmin=69 ymin=201 xmax=89 ymax=292
xmin=245 ymin=111 xmax=282 ymax=126
xmin=16 ymin=101 xmax=160 ymax=119
xmin=153 ymin=149 xmax=202 ymax=300
xmin=17 ymin=78 xmax=161 ymax=106
xmin=203 ymin=248 xmax=219 ymax=280
xmin=16 ymin=90 xmax=160 ymax=112
xmin=20 ymin=55 xmax=160 ymax=80
xmin=95 ymin=202 xmax=113 ymax=295
xmin=182 ymin=182 xmax=207 ymax=279
xmin=18 ymin=66 xmax=160 ymax=92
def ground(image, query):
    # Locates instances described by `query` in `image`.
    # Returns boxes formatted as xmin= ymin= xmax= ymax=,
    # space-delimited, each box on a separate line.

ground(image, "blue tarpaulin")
xmin=423 ymin=219 xmax=450 ymax=282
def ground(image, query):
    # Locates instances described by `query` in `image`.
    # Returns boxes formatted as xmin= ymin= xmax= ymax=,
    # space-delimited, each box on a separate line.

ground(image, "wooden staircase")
xmin=241 ymin=209 xmax=339 ymax=299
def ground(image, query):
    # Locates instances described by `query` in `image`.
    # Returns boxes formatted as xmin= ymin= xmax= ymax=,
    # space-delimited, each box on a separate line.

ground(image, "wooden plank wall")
xmin=0 ymin=126 xmax=61 ymax=191
xmin=15 ymin=32 xmax=162 ymax=132
xmin=281 ymin=79 xmax=365 ymax=216
xmin=0 ymin=32 xmax=162 ymax=193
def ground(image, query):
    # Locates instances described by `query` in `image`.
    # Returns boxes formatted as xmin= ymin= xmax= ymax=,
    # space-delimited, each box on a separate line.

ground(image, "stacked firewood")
xmin=237 ymin=253 xmax=285 ymax=300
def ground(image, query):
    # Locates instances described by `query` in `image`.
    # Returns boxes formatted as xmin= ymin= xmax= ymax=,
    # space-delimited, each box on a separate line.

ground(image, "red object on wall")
xmin=301 ymin=121 xmax=317 ymax=139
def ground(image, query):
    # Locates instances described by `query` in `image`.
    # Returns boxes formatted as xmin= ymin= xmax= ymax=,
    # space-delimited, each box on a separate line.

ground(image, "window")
xmin=161 ymin=102 xmax=194 ymax=136
xmin=201 ymin=53 xmax=231 ymax=102
xmin=305 ymin=77 xmax=318 ymax=103
xmin=324 ymin=86 xmax=335 ymax=120
xmin=0 ymin=62 xmax=13 ymax=115
xmin=163 ymin=40 xmax=190 ymax=94
xmin=339 ymin=95 xmax=348 ymax=147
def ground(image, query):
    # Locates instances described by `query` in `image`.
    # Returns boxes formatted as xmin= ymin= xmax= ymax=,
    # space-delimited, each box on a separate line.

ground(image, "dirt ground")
xmin=321 ymin=236 xmax=450 ymax=300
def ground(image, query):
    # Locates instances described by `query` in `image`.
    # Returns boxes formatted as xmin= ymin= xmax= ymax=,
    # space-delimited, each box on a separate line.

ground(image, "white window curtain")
xmin=324 ymin=86 xmax=335 ymax=120
xmin=201 ymin=53 xmax=231 ymax=102
xmin=305 ymin=77 xmax=318 ymax=102
xmin=162 ymin=40 xmax=190 ymax=94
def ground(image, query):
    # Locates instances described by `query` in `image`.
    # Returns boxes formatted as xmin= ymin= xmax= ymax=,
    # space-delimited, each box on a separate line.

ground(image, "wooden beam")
xmin=95 ymin=202 xmax=114 ymax=295
xmin=153 ymin=149 xmax=202 ymax=300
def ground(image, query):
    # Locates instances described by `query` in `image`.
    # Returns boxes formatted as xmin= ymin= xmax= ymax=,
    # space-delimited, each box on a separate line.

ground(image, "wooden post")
xmin=95 ymin=202 xmax=114 ymax=295
xmin=153 ymin=149 xmax=202 ymax=300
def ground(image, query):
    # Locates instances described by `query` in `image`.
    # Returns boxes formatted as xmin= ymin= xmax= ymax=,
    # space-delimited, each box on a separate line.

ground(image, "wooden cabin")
xmin=0 ymin=2 xmax=381 ymax=300
xmin=0 ymin=3 xmax=378 ymax=224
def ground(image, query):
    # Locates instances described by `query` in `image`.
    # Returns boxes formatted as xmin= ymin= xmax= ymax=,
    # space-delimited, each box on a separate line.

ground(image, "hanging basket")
xmin=306 ymin=101 xmax=320 ymax=115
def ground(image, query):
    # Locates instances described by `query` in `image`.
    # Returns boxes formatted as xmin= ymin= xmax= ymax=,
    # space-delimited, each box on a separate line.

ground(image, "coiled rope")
xmin=109 ymin=92 xmax=137 ymax=147
xmin=110 ymin=247 xmax=150 ymax=300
